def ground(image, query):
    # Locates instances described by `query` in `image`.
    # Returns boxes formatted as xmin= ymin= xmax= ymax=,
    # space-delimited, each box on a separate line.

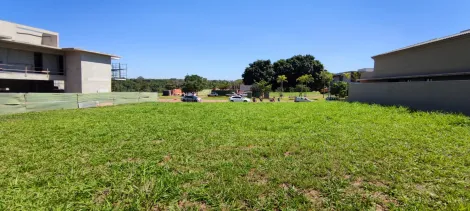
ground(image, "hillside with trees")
xmin=112 ymin=76 xmax=242 ymax=92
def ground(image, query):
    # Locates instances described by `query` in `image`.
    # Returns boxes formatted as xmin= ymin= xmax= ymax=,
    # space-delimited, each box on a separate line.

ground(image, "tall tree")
xmin=272 ymin=55 xmax=325 ymax=91
xmin=242 ymin=60 xmax=274 ymax=85
xmin=319 ymin=71 xmax=333 ymax=98
xmin=182 ymin=74 xmax=207 ymax=93
xmin=296 ymin=74 xmax=314 ymax=96
xmin=276 ymin=75 xmax=288 ymax=95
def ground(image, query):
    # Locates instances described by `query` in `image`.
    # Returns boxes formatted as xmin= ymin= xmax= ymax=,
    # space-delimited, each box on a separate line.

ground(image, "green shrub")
xmin=330 ymin=81 xmax=348 ymax=98
xmin=295 ymin=84 xmax=310 ymax=92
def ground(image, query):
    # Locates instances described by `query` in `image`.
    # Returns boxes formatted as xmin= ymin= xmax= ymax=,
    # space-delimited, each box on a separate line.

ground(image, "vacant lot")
xmin=1 ymin=102 xmax=469 ymax=210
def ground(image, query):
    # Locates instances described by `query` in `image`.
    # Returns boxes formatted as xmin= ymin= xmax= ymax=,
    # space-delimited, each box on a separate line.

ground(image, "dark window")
xmin=34 ymin=52 xmax=43 ymax=71
xmin=58 ymin=55 xmax=64 ymax=74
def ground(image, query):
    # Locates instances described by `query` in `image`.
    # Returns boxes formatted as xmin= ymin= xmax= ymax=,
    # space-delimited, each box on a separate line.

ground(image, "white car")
xmin=294 ymin=97 xmax=312 ymax=102
xmin=207 ymin=92 xmax=218 ymax=97
xmin=229 ymin=96 xmax=251 ymax=102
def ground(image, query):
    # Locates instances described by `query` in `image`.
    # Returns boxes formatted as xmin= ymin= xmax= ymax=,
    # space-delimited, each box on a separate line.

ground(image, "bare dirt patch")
xmin=247 ymin=168 xmax=268 ymax=185
xmin=94 ymin=189 xmax=110 ymax=204
xmin=303 ymin=189 xmax=324 ymax=206
xmin=352 ymin=177 xmax=363 ymax=187
xmin=122 ymin=157 xmax=141 ymax=163
xmin=178 ymin=200 xmax=210 ymax=210
xmin=158 ymin=154 xmax=172 ymax=166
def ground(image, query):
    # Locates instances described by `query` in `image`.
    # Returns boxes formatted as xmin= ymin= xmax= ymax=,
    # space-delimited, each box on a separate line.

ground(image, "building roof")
xmin=372 ymin=30 xmax=470 ymax=58
xmin=0 ymin=39 xmax=120 ymax=59
xmin=62 ymin=48 xmax=120 ymax=59
xmin=0 ymin=20 xmax=59 ymax=35
xmin=358 ymin=71 xmax=470 ymax=81
xmin=333 ymin=68 xmax=373 ymax=76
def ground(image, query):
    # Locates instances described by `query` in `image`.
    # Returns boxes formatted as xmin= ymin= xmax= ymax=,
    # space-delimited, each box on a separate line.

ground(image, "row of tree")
xmin=112 ymin=76 xmax=242 ymax=92
xmin=242 ymin=55 xmax=333 ymax=92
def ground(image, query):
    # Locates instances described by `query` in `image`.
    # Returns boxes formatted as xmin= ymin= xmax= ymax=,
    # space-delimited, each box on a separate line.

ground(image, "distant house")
xmin=349 ymin=29 xmax=470 ymax=115
xmin=239 ymin=84 xmax=252 ymax=92
xmin=333 ymin=72 xmax=351 ymax=82
xmin=171 ymin=89 xmax=182 ymax=96
xmin=333 ymin=68 xmax=374 ymax=82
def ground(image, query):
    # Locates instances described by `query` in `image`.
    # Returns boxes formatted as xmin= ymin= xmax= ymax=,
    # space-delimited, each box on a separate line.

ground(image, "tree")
xmin=164 ymin=81 xmax=177 ymax=90
xmin=276 ymin=75 xmax=288 ymax=96
xmin=351 ymin=71 xmax=361 ymax=82
xmin=272 ymin=59 xmax=292 ymax=90
xmin=330 ymin=81 xmax=349 ymax=98
xmin=232 ymin=79 xmax=243 ymax=90
xmin=318 ymin=71 xmax=333 ymax=98
xmin=241 ymin=60 xmax=274 ymax=85
xmin=182 ymin=74 xmax=207 ymax=93
xmin=135 ymin=76 xmax=150 ymax=92
xmin=250 ymin=80 xmax=271 ymax=98
xmin=217 ymin=81 xmax=231 ymax=90
xmin=273 ymin=55 xmax=325 ymax=91
xmin=296 ymin=74 xmax=314 ymax=96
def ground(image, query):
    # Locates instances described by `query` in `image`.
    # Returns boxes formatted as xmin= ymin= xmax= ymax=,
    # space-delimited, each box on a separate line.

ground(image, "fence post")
xmin=76 ymin=94 xmax=79 ymax=108
xmin=23 ymin=93 xmax=27 ymax=110
xmin=138 ymin=92 xmax=141 ymax=103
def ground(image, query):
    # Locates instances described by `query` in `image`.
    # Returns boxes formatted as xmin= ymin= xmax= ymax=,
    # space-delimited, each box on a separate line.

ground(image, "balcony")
xmin=0 ymin=63 xmax=65 ymax=81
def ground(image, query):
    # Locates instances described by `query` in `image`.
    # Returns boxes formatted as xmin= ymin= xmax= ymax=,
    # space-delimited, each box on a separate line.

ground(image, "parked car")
xmin=294 ymin=97 xmax=312 ymax=102
xmin=229 ymin=96 xmax=251 ymax=102
xmin=208 ymin=92 xmax=218 ymax=97
xmin=181 ymin=95 xmax=202 ymax=102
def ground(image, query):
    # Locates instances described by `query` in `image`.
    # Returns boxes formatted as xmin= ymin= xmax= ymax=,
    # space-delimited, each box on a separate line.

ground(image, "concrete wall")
xmin=348 ymin=80 xmax=470 ymax=115
xmin=80 ymin=52 xmax=111 ymax=93
xmin=64 ymin=52 xmax=112 ymax=93
xmin=373 ymin=34 xmax=470 ymax=78
xmin=0 ymin=20 xmax=59 ymax=47
xmin=64 ymin=52 xmax=82 ymax=93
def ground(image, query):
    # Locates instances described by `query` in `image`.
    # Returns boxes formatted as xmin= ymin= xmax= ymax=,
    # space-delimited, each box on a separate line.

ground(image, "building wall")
xmin=64 ymin=51 xmax=82 ymax=93
xmin=348 ymin=81 xmax=470 ymax=115
xmin=373 ymin=35 xmax=470 ymax=78
xmin=0 ymin=20 xmax=59 ymax=47
xmin=80 ymin=52 xmax=111 ymax=93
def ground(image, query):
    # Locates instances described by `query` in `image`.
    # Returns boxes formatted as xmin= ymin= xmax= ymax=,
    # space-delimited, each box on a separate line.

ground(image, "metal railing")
xmin=0 ymin=63 xmax=64 ymax=76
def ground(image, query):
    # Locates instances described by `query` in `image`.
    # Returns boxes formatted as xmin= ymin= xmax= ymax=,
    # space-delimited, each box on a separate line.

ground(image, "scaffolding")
xmin=111 ymin=63 xmax=127 ymax=80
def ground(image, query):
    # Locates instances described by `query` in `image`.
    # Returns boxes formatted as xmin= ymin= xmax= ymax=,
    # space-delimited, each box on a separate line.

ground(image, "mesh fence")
xmin=0 ymin=92 xmax=158 ymax=115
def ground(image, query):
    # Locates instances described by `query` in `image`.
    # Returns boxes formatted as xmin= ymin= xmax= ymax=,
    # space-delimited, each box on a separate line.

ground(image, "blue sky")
xmin=3 ymin=0 xmax=470 ymax=79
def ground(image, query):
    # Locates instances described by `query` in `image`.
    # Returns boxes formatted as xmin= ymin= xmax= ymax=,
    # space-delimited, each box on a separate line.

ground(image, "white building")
xmin=0 ymin=20 xmax=120 ymax=93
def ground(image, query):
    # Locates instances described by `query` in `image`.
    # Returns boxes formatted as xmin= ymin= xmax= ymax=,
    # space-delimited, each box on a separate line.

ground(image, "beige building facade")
xmin=0 ymin=20 xmax=119 ymax=93
xmin=349 ymin=30 xmax=470 ymax=115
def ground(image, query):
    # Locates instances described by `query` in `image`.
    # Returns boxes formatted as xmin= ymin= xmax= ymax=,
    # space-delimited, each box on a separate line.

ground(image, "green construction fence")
xmin=0 ymin=92 xmax=158 ymax=115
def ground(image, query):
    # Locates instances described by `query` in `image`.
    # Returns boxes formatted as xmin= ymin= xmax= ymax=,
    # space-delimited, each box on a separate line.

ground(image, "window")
xmin=34 ymin=52 xmax=43 ymax=71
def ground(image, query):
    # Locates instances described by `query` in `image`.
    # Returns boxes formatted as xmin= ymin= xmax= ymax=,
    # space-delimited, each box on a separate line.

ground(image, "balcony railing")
xmin=0 ymin=63 xmax=64 ymax=76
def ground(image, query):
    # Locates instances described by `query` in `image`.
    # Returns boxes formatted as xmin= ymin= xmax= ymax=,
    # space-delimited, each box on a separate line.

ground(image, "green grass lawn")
xmin=1 ymin=102 xmax=470 ymax=210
